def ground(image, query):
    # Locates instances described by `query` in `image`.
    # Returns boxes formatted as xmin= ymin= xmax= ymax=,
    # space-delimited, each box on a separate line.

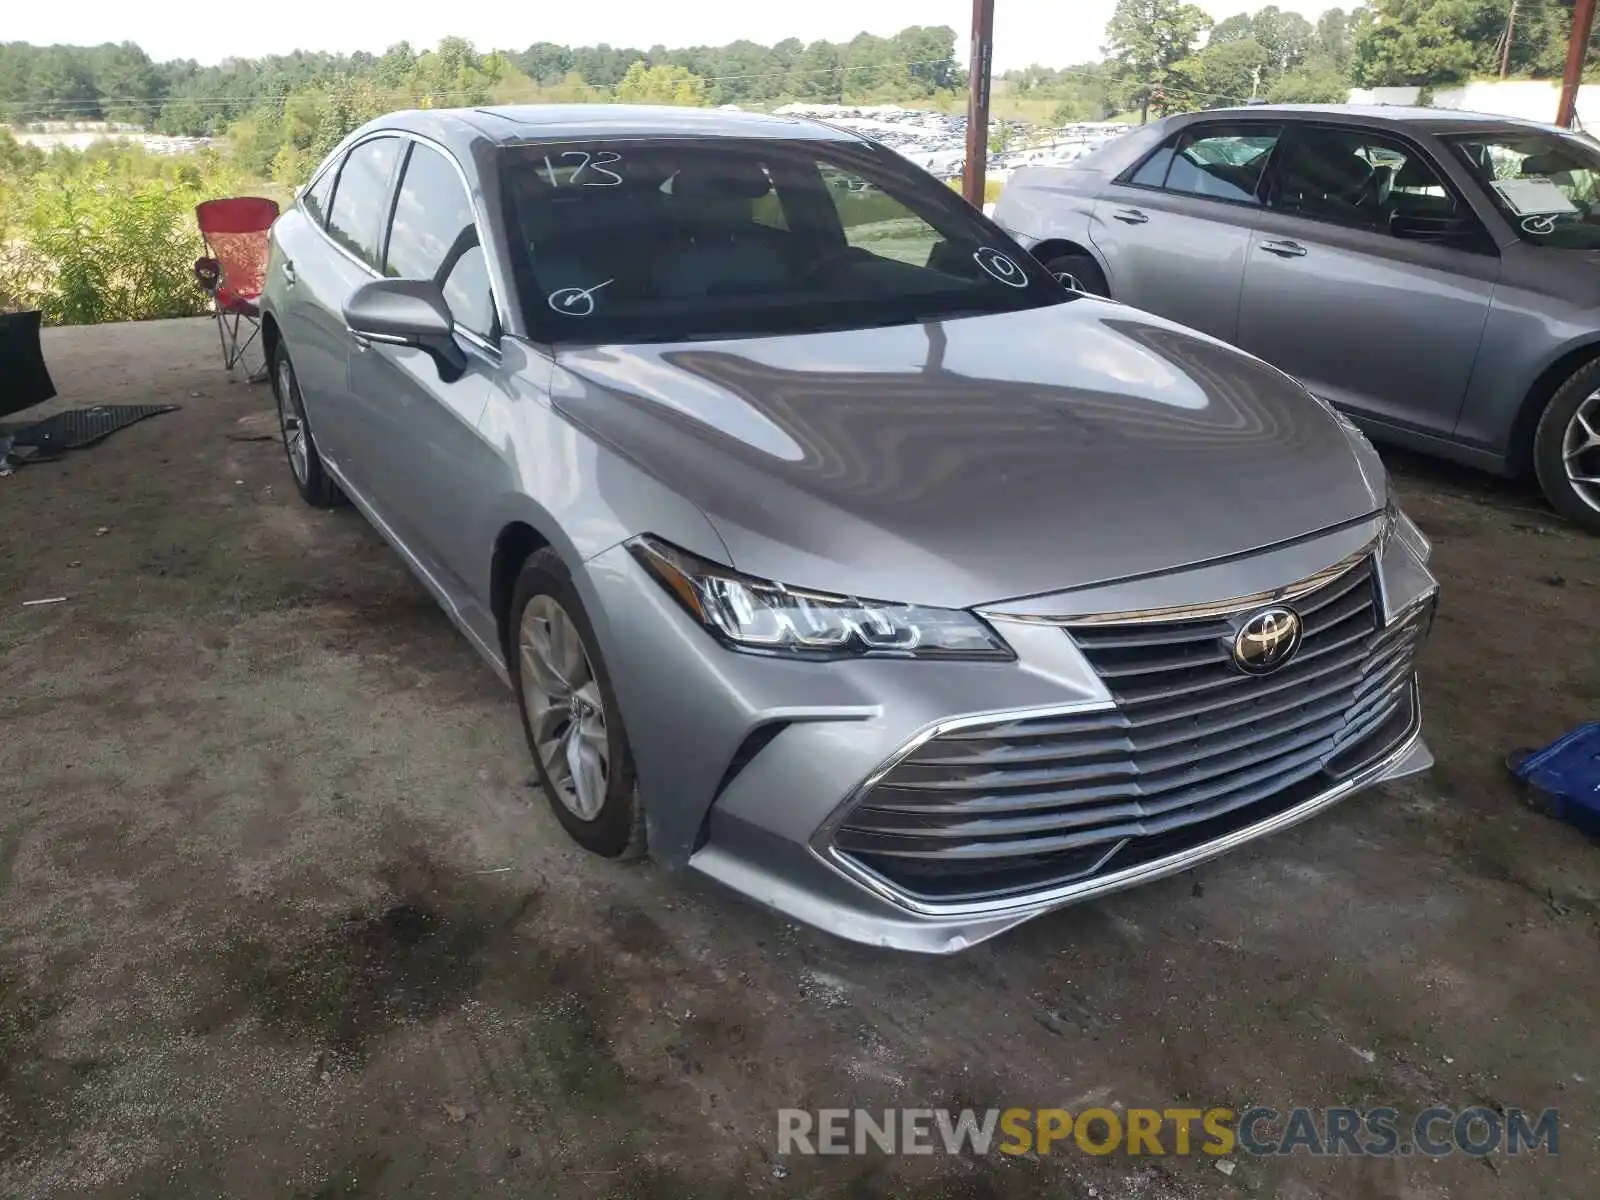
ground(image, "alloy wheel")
xmin=1565 ymin=388 xmax=1600 ymax=516
xmin=276 ymin=359 xmax=310 ymax=486
xmin=519 ymin=595 xmax=609 ymax=821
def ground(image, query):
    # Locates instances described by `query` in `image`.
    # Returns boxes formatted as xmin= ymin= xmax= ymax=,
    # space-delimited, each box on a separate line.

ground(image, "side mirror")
xmin=343 ymin=278 xmax=467 ymax=381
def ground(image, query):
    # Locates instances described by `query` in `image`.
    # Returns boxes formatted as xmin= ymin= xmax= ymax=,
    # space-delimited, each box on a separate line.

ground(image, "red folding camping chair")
xmin=193 ymin=197 xmax=280 ymax=382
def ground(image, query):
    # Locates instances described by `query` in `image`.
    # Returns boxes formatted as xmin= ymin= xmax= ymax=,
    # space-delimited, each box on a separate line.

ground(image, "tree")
xmin=1250 ymin=6 xmax=1315 ymax=75
xmin=793 ymin=41 xmax=845 ymax=103
xmin=1351 ymin=0 xmax=1573 ymax=87
xmin=614 ymin=62 xmax=708 ymax=107
xmin=1104 ymin=0 xmax=1213 ymax=121
xmin=1266 ymin=65 xmax=1352 ymax=103
xmin=1172 ymin=38 xmax=1271 ymax=109
xmin=518 ymin=42 xmax=573 ymax=85
xmin=1207 ymin=14 xmax=1258 ymax=46
xmin=1312 ymin=8 xmax=1359 ymax=72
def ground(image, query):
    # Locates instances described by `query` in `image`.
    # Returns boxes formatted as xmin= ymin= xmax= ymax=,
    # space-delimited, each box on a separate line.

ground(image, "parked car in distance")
xmin=994 ymin=104 xmax=1600 ymax=533
xmin=261 ymin=105 xmax=1438 ymax=952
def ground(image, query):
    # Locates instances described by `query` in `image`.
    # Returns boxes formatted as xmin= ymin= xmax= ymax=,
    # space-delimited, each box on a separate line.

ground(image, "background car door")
xmin=347 ymin=138 xmax=506 ymax=606
xmin=1234 ymin=123 xmax=1501 ymax=436
xmin=293 ymin=135 xmax=403 ymax=468
xmin=1088 ymin=121 xmax=1282 ymax=343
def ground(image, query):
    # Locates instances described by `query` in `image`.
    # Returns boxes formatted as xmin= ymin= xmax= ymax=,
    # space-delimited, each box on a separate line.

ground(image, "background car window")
xmin=819 ymin=165 xmax=941 ymax=265
xmin=299 ymin=166 xmax=336 ymax=228
xmin=1131 ymin=126 xmax=1280 ymax=204
xmin=326 ymin=137 xmax=401 ymax=268
xmin=1129 ymin=146 xmax=1177 ymax=188
xmin=1446 ymin=131 xmax=1600 ymax=249
xmin=384 ymin=142 xmax=496 ymax=337
xmin=1271 ymin=128 xmax=1462 ymax=238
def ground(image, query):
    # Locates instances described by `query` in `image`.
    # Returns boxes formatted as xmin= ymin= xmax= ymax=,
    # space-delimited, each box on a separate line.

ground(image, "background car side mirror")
xmin=343 ymin=279 xmax=467 ymax=382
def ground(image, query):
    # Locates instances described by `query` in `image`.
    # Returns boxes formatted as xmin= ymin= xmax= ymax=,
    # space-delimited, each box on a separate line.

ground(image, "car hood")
xmin=551 ymin=301 xmax=1384 ymax=609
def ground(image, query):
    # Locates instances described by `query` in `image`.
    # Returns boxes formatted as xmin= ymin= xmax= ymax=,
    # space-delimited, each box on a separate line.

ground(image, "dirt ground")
xmin=1 ymin=318 xmax=1597 ymax=1199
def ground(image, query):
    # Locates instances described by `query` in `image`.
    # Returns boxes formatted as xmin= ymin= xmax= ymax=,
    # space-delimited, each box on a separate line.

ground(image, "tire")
xmin=1533 ymin=359 xmax=1600 ymax=535
xmin=270 ymin=341 xmax=343 ymax=508
xmin=1042 ymin=251 xmax=1109 ymax=298
xmin=509 ymin=547 xmax=647 ymax=859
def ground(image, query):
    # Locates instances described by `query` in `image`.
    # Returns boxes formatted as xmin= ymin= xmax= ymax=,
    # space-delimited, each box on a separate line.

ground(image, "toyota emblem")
xmin=1232 ymin=606 xmax=1303 ymax=674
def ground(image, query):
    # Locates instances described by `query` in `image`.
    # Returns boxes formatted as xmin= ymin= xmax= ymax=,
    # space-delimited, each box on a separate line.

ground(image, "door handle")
xmin=1260 ymin=239 xmax=1307 ymax=258
xmin=1112 ymin=208 xmax=1149 ymax=225
xmin=281 ymin=259 xmax=296 ymax=285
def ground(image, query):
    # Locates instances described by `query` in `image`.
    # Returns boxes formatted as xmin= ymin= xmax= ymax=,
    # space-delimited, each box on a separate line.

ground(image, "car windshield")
xmin=1445 ymin=130 xmax=1600 ymax=249
xmin=498 ymin=137 xmax=1066 ymax=344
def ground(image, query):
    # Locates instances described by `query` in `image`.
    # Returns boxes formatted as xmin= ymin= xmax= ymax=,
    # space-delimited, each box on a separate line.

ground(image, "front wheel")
xmin=510 ymin=548 xmax=647 ymax=859
xmin=1533 ymin=361 xmax=1600 ymax=534
xmin=270 ymin=342 xmax=343 ymax=508
xmin=1042 ymin=252 xmax=1109 ymax=298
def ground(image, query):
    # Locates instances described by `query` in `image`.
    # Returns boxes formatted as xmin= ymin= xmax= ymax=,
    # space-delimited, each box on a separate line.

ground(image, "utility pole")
xmin=962 ymin=0 xmax=996 ymax=208
xmin=1558 ymin=0 xmax=1598 ymax=127
xmin=1499 ymin=0 xmax=1519 ymax=80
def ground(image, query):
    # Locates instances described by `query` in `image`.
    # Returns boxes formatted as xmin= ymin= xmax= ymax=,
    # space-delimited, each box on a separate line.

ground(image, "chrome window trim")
xmin=301 ymin=128 xmax=509 ymax=349
xmin=979 ymin=541 xmax=1376 ymax=627
xmin=809 ymin=685 xmax=1424 ymax=920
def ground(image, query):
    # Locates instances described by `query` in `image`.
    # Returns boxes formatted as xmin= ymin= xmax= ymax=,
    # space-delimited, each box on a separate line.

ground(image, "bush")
xmin=945 ymin=177 xmax=1006 ymax=205
xmin=0 ymin=144 xmax=255 ymax=324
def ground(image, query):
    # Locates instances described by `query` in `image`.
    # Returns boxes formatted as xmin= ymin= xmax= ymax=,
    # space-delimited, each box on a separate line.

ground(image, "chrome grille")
xmin=831 ymin=558 xmax=1429 ymax=903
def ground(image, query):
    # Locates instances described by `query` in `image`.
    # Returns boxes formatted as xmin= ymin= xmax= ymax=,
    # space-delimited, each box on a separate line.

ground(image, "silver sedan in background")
xmin=261 ymin=105 xmax=1437 ymax=952
xmin=995 ymin=104 xmax=1600 ymax=532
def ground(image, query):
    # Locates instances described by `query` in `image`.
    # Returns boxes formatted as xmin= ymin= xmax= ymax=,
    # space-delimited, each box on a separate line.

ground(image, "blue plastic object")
xmin=1509 ymin=722 xmax=1600 ymax=836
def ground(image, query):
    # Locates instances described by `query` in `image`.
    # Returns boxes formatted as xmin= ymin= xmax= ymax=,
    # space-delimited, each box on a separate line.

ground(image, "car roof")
xmin=1186 ymin=103 xmax=1568 ymax=137
xmin=369 ymin=103 xmax=861 ymax=148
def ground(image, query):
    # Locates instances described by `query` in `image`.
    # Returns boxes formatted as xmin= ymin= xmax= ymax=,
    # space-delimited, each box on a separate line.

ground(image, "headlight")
xmin=628 ymin=536 xmax=1014 ymax=660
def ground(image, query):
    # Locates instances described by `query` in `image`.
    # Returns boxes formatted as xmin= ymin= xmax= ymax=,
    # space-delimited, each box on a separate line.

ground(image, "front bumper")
xmin=582 ymin=512 xmax=1436 ymax=953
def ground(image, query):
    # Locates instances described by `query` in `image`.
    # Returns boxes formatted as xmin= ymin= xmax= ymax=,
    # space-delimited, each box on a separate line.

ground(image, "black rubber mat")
xmin=0 ymin=404 xmax=179 ymax=461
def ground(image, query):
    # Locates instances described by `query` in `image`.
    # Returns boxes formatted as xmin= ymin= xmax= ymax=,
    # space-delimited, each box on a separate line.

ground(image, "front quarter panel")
xmin=474 ymin=339 xmax=734 ymax=745
xmin=992 ymin=166 xmax=1104 ymax=248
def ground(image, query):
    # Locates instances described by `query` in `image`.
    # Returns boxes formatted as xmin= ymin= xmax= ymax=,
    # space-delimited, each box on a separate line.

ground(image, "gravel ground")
xmin=1 ymin=318 xmax=1597 ymax=1199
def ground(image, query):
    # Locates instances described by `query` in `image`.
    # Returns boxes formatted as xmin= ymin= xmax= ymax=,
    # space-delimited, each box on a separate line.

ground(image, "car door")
xmin=272 ymin=157 xmax=361 ymax=463
xmin=1234 ymin=123 xmax=1500 ymax=436
xmin=295 ymin=135 xmax=405 ymax=470
xmin=1088 ymin=121 xmax=1282 ymax=343
xmin=346 ymin=137 xmax=507 ymax=609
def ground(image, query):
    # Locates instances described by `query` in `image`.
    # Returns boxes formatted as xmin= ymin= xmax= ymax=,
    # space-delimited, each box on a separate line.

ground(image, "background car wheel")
xmin=1533 ymin=360 xmax=1600 ymax=534
xmin=1043 ymin=252 xmax=1109 ymax=297
xmin=510 ymin=547 xmax=647 ymax=859
xmin=270 ymin=342 xmax=343 ymax=508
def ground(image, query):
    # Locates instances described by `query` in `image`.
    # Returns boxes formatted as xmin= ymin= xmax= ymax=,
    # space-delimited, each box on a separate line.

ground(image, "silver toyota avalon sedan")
xmin=261 ymin=105 xmax=1438 ymax=952
xmin=994 ymin=104 xmax=1600 ymax=533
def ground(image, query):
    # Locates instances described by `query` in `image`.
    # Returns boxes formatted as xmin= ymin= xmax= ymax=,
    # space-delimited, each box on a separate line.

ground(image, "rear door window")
xmin=1128 ymin=124 xmax=1282 ymax=205
xmin=1269 ymin=125 xmax=1465 ymax=236
xmin=325 ymin=136 xmax=402 ymax=269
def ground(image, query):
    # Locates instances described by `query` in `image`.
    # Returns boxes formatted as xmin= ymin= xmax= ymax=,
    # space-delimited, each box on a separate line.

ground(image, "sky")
xmin=8 ymin=1 xmax=1344 ymax=72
